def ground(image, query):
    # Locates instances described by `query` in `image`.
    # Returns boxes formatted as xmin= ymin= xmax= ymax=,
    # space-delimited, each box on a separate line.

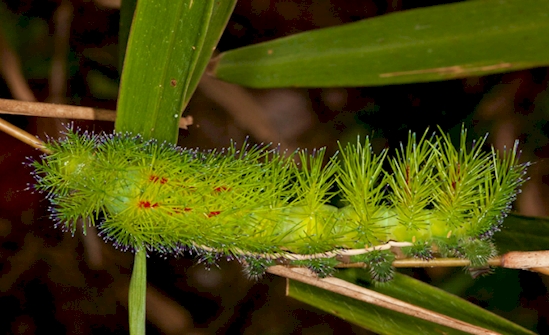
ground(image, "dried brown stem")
xmin=336 ymin=257 xmax=503 ymax=268
xmin=500 ymin=250 xmax=549 ymax=269
xmin=0 ymin=99 xmax=193 ymax=129
xmin=267 ymin=266 xmax=500 ymax=335
xmin=0 ymin=118 xmax=50 ymax=153
xmin=0 ymin=98 xmax=115 ymax=121
xmin=337 ymin=251 xmax=549 ymax=277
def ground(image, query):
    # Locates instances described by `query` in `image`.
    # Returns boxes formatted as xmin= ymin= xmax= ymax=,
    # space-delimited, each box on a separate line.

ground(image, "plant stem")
xmin=0 ymin=98 xmax=193 ymax=128
xmin=0 ymin=117 xmax=50 ymax=153
xmin=266 ymin=266 xmax=496 ymax=335
xmin=129 ymin=248 xmax=147 ymax=335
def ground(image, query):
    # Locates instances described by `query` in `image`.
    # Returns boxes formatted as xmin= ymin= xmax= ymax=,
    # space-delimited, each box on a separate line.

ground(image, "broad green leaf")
xmin=288 ymin=271 xmax=535 ymax=335
xmin=185 ymin=0 xmax=237 ymax=107
xmin=211 ymin=0 xmax=549 ymax=88
xmin=115 ymin=0 xmax=214 ymax=143
xmin=115 ymin=2 xmax=228 ymax=334
xmin=495 ymin=213 xmax=549 ymax=253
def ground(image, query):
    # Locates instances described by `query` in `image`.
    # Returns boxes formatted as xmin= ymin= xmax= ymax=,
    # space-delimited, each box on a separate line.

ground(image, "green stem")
xmin=129 ymin=248 xmax=147 ymax=335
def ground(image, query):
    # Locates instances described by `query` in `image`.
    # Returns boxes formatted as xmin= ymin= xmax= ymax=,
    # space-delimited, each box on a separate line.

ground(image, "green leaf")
xmin=288 ymin=270 xmax=535 ymax=335
xmin=129 ymin=249 xmax=147 ymax=335
xmin=115 ymin=2 xmax=235 ymax=334
xmin=115 ymin=0 xmax=214 ymax=142
xmin=211 ymin=0 xmax=549 ymax=88
xmin=495 ymin=213 xmax=549 ymax=253
xmin=185 ymin=0 xmax=237 ymax=106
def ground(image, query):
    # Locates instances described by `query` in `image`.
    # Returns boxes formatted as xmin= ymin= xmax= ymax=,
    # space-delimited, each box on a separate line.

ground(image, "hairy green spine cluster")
xmin=30 ymin=127 xmax=528 ymax=280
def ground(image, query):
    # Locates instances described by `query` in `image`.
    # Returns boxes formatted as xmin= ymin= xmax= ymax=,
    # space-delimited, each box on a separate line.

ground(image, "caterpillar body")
xmin=30 ymin=127 xmax=528 ymax=281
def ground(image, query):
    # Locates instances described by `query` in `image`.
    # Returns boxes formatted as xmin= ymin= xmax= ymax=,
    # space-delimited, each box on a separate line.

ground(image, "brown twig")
xmin=0 ymin=98 xmax=116 ymax=121
xmin=0 ymin=98 xmax=193 ymax=129
xmin=336 ymin=257 xmax=503 ymax=268
xmin=337 ymin=251 xmax=549 ymax=276
xmin=0 ymin=117 xmax=50 ymax=153
xmin=267 ymin=265 xmax=500 ymax=335
xmin=500 ymin=250 xmax=549 ymax=269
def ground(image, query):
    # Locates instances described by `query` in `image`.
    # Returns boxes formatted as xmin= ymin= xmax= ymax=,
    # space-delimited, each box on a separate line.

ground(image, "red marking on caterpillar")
xmin=207 ymin=211 xmax=221 ymax=218
xmin=452 ymin=163 xmax=461 ymax=190
xmin=149 ymin=175 xmax=168 ymax=184
xmin=138 ymin=201 xmax=159 ymax=209
xmin=214 ymin=186 xmax=230 ymax=192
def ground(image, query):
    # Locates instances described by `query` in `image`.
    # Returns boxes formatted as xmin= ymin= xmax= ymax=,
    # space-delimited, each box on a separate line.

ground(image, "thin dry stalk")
xmin=335 ymin=257 xmax=503 ymax=268
xmin=500 ymin=251 xmax=549 ymax=269
xmin=0 ymin=98 xmax=116 ymax=121
xmin=0 ymin=118 xmax=50 ymax=153
xmin=339 ymin=251 xmax=549 ymax=277
xmin=0 ymin=99 xmax=193 ymax=129
xmin=267 ymin=265 xmax=500 ymax=335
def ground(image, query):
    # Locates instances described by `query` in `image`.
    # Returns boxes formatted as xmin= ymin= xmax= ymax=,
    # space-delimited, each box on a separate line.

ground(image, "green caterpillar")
xmin=30 ymin=126 xmax=528 ymax=281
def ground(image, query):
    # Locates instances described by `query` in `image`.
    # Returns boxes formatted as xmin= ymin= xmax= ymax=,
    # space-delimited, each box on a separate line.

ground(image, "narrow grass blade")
xmin=116 ymin=0 xmax=214 ymax=142
xmin=212 ymin=0 xmax=549 ymax=88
